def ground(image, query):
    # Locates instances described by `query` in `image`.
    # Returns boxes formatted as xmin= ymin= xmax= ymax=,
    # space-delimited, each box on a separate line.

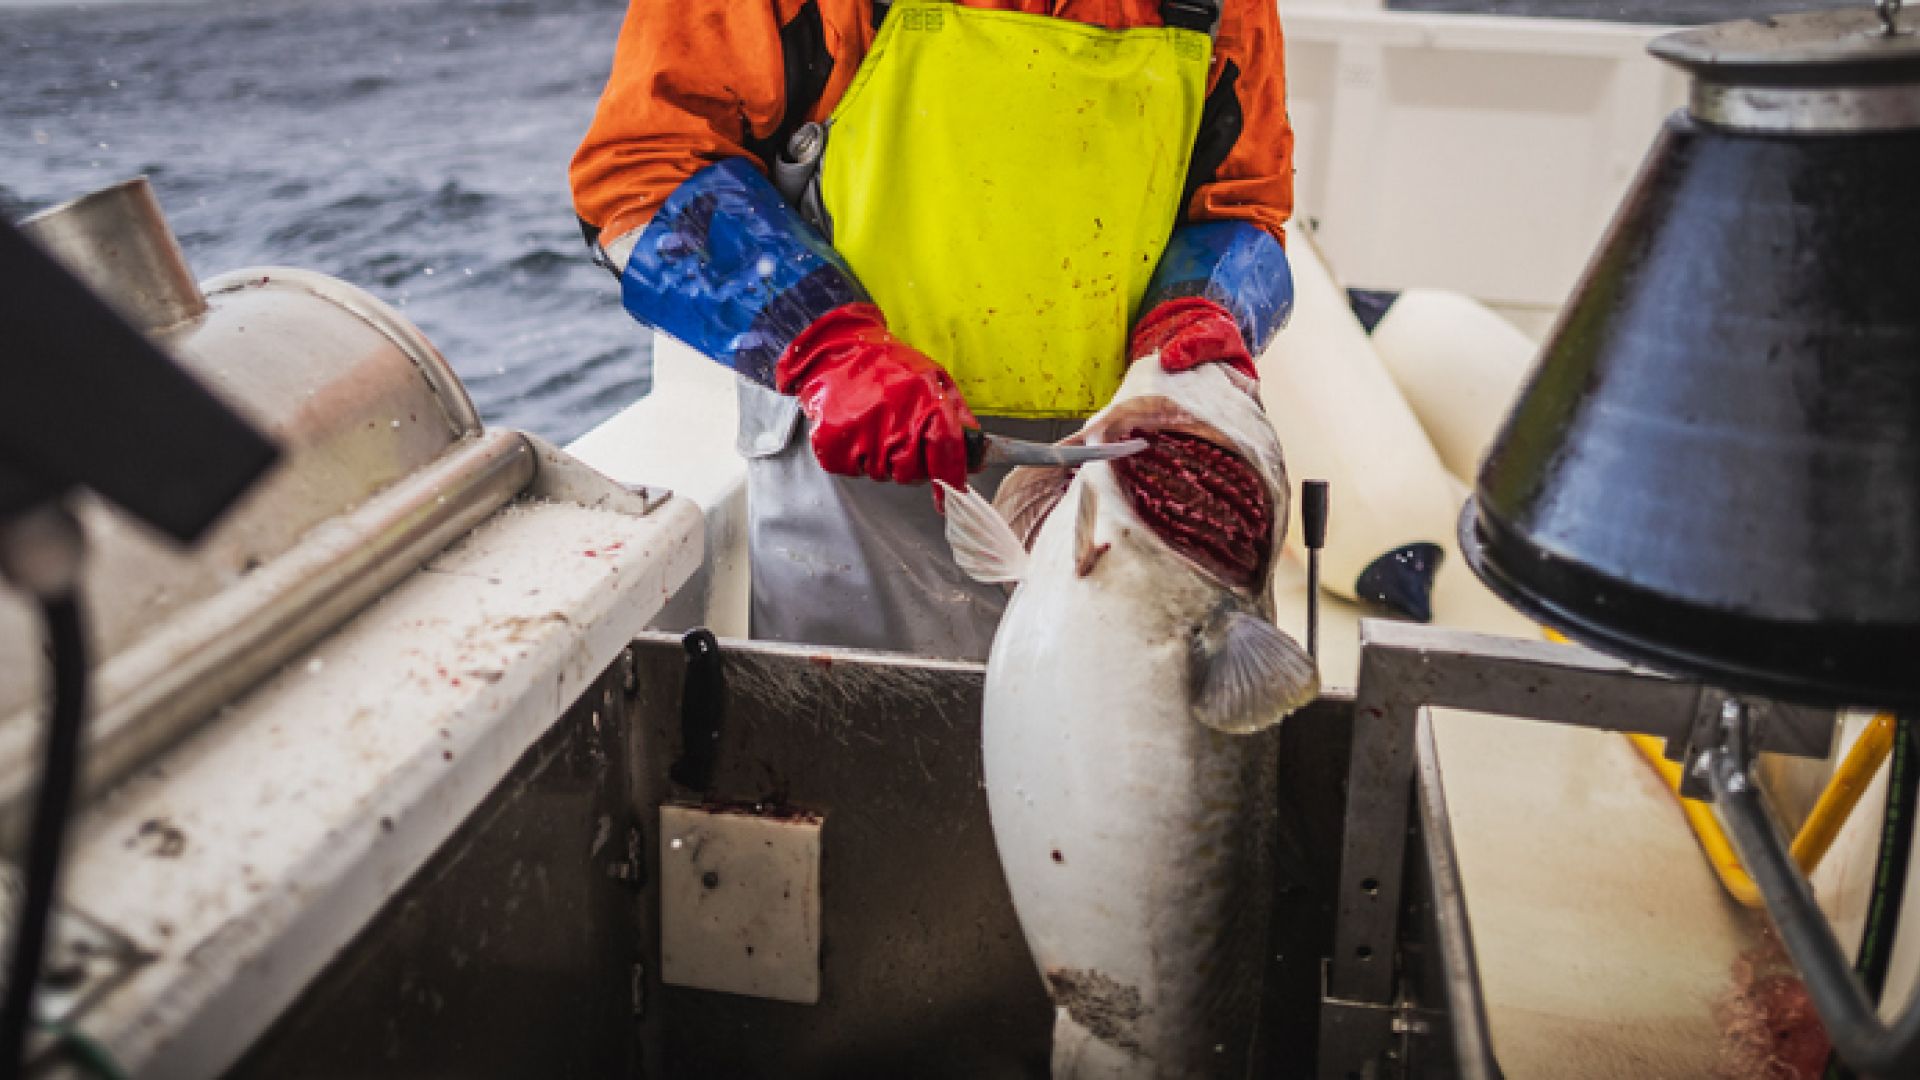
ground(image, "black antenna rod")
xmin=1302 ymin=480 xmax=1329 ymax=662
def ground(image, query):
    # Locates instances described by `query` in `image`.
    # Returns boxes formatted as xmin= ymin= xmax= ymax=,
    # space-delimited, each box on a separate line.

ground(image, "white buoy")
xmin=1370 ymin=288 xmax=1537 ymax=485
xmin=1256 ymin=225 xmax=1461 ymax=617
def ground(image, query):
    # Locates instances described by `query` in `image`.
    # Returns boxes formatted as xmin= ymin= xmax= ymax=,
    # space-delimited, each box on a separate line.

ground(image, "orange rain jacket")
xmin=571 ymin=0 xmax=1295 ymax=251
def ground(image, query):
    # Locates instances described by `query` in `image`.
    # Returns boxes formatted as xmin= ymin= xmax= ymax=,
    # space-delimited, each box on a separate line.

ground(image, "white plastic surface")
xmin=660 ymin=803 xmax=823 ymax=1005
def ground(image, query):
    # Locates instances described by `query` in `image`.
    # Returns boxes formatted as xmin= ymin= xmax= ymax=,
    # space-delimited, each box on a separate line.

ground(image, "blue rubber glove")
xmin=616 ymin=157 xmax=867 ymax=388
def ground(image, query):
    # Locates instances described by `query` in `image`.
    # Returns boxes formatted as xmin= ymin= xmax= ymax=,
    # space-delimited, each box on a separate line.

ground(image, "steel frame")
xmin=1318 ymin=620 xmax=1836 ymax=1079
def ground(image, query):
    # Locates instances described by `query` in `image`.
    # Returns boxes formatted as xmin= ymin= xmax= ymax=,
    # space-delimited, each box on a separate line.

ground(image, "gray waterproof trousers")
xmin=737 ymin=381 xmax=1080 ymax=662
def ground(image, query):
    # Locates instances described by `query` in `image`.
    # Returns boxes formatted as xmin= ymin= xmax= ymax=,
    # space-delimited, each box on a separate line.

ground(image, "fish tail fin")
xmin=995 ymin=464 xmax=1076 ymax=548
xmin=1190 ymin=607 xmax=1320 ymax=734
xmin=939 ymin=481 xmax=1029 ymax=585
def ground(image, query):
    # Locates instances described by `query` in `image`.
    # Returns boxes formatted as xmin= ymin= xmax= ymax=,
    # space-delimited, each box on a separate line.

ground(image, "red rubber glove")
xmin=775 ymin=303 xmax=977 ymax=493
xmin=1128 ymin=297 xmax=1259 ymax=382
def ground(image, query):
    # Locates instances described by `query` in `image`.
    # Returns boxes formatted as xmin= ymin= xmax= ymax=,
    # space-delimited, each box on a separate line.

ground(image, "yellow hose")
xmin=1792 ymin=715 xmax=1897 ymax=872
xmin=1544 ymin=630 xmax=1895 ymax=907
xmin=1623 ymin=733 xmax=1767 ymax=907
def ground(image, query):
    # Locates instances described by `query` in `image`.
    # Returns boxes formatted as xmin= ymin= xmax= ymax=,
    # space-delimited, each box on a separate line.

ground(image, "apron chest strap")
xmin=1158 ymin=0 xmax=1220 ymax=37
xmin=874 ymin=1 xmax=1218 ymax=38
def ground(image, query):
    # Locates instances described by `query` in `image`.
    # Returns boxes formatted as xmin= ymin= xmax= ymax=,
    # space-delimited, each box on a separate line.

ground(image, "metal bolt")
xmin=621 ymin=647 xmax=638 ymax=694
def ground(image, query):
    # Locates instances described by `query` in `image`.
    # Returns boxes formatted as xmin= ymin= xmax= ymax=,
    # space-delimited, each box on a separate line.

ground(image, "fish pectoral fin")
xmin=995 ymin=464 xmax=1075 ymax=548
xmin=1190 ymin=608 xmax=1320 ymax=734
xmin=939 ymin=481 xmax=1029 ymax=584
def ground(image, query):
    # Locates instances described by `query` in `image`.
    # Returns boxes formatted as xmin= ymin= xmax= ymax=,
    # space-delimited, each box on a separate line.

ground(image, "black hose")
xmin=1860 ymin=717 xmax=1918 ymax=1003
xmin=0 ymin=595 xmax=89 ymax=1078
xmin=1826 ymin=713 xmax=1920 ymax=1080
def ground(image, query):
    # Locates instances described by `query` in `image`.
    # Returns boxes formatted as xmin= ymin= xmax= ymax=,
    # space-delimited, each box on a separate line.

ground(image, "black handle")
xmin=965 ymin=428 xmax=988 ymax=473
xmin=1303 ymin=480 xmax=1329 ymax=550
xmin=670 ymin=628 xmax=725 ymax=794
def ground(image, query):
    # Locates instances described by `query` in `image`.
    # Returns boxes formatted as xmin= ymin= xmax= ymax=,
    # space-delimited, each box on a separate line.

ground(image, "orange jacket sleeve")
xmin=1185 ymin=0 xmax=1294 ymax=242
xmin=571 ymin=0 xmax=810 ymax=246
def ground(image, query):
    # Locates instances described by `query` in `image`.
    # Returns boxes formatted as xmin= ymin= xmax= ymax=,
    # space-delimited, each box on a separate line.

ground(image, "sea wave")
xmin=3 ymin=0 xmax=647 ymax=446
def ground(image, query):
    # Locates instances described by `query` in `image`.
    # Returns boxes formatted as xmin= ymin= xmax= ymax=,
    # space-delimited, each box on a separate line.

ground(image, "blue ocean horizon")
xmin=3 ymin=0 xmax=650 ymax=446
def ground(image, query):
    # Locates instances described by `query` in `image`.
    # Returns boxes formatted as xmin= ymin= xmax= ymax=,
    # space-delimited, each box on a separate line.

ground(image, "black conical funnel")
xmin=1463 ymin=9 xmax=1920 ymax=708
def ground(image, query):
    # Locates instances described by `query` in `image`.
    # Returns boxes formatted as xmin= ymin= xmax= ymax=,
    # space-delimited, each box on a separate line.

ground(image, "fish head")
xmin=949 ymin=360 xmax=1318 ymax=731
xmin=1073 ymin=360 xmax=1290 ymax=597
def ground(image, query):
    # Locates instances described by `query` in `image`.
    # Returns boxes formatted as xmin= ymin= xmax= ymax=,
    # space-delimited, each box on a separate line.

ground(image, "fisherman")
xmin=571 ymin=0 xmax=1295 ymax=659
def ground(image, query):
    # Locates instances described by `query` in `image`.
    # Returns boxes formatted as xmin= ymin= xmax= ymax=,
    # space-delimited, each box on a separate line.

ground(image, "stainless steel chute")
xmin=0 ymin=178 xmax=529 ymax=844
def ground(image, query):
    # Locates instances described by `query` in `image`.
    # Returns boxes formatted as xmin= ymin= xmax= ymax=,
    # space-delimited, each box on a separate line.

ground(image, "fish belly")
xmin=984 ymin=564 xmax=1277 ymax=1078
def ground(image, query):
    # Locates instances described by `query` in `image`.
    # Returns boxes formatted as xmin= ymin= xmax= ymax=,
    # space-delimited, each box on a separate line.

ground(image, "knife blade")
xmin=965 ymin=429 xmax=1150 ymax=470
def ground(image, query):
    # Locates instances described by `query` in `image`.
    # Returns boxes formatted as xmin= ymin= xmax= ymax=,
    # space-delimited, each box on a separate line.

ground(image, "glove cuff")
xmin=1129 ymin=297 xmax=1259 ymax=381
xmin=773 ymin=302 xmax=892 ymax=395
xmin=1141 ymin=221 xmax=1293 ymax=356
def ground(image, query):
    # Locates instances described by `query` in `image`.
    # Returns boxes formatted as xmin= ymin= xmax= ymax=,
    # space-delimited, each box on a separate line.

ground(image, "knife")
xmin=965 ymin=429 xmax=1150 ymax=471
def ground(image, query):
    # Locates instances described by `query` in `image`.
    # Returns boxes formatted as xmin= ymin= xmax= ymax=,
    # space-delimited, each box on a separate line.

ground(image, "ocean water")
xmin=1 ymin=0 xmax=648 ymax=445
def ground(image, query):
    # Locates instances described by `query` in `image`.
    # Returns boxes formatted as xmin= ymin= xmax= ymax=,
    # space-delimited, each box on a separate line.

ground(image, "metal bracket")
xmin=1321 ymin=620 xmax=1841 ymax=1078
xmin=1319 ymin=960 xmax=1447 ymax=1080
xmin=1668 ymin=690 xmax=1834 ymax=800
xmin=518 ymin=432 xmax=674 ymax=518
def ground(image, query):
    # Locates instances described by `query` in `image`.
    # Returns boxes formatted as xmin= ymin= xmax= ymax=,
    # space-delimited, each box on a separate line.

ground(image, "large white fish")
xmin=941 ymin=358 xmax=1319 ymax=1078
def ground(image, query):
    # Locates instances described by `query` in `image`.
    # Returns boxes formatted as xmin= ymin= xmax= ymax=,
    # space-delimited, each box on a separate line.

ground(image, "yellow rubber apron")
xmin=745 ymin=1 xmax=1210 ymax=659
xmin=819 ymin=0 xmax=1211 ymax=418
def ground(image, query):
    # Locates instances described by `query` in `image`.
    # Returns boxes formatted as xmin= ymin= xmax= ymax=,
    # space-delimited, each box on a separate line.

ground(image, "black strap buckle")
xmin=1159 ymin=0 xmax=1220 ymax=37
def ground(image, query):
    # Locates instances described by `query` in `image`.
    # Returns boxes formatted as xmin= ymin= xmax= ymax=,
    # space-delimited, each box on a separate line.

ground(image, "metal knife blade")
xmin=965 ymin=430 xmax=1149 ymax=470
